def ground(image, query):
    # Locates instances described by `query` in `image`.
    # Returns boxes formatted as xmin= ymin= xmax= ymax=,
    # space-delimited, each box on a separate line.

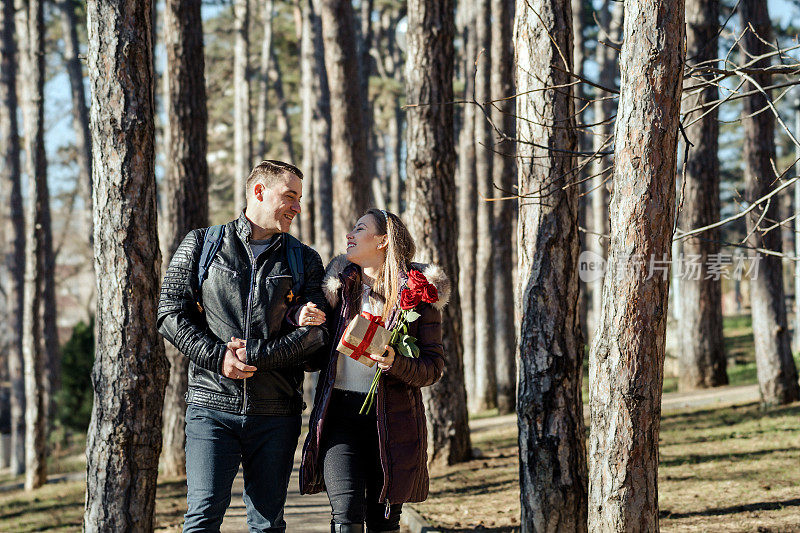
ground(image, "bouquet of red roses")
xmin=359 ymin=270 xmax=439 ymax=414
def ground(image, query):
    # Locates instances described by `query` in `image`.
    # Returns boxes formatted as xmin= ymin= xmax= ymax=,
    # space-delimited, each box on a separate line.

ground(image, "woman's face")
xmin=345 ymin=214 xmax=386 ymax=268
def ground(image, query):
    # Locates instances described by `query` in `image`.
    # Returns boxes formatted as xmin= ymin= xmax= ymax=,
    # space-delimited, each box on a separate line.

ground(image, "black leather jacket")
xmin=157 ymin=213 xmax=328 ymax=415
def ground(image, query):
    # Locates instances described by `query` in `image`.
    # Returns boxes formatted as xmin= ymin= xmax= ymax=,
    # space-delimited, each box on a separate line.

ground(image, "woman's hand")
xmin=297 ymin=302 xmax=326 ymax=326
xmin=372 ymin=345 xmax=395 ymax=371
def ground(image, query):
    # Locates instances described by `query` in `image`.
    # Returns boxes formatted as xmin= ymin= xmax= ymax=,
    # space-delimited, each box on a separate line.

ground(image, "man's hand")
xmin=222 ymin=338 xmax=255 ymax=379
xmin=297 ymin=302 xmax=326 ymax=326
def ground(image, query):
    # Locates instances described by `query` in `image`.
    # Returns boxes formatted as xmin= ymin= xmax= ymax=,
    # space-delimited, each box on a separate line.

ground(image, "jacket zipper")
xmin=242 ymin=236 xmax=256 ymax=415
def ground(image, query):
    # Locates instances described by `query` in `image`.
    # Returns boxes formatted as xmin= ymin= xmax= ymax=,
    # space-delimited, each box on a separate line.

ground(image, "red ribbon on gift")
xmin=341 ymin=312 xmax=385 ymax=361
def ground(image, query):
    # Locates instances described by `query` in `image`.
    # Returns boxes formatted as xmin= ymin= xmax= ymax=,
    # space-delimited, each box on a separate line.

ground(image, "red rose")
xmin=399 ymin=288 xmax=423 ymax=310
xmin=407 ymin=270 xmax=428 ymax=291
xmin=421 ymin=284 xmax=438 ymax=304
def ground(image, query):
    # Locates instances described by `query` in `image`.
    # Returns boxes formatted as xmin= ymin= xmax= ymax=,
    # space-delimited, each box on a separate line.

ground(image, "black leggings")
xmin=320 ymin=389 xmax=403 ymax=531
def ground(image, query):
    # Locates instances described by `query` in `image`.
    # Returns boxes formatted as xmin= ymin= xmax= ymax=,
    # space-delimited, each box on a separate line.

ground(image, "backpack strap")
xmin=195 ymin=225 xmax=225 ymax=309
xmin=284 ymin=234 xmax=305 ymax=300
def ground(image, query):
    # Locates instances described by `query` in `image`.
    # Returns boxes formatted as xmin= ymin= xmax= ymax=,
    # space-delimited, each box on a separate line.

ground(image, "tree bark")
xmin=491 ymin=0 xmax=516 ymax=415
xmin=85 ymin=0 xmax=169 ymax=527
xmin=740 ymin=0 xmax=800 ymax=406
xmin=457 ymin=3 xmax=478 ymax=412
xmin=233 ymin=0 xmax=251 ymax=213
xmin=301 ymin=0 xmax=333 ymax=261
xmin=472 ymin=0 xmax=496 ymax=412
xmin=588 ymin=0 xmax=685 ymax=530
xmin=515 ymin=0 xmax=588 ymax=529
xmin=319 ymin=0 xmax=371 ymax=241
xmin=18 ymin=0 xmax=53 ymax=491
xmin=160 ymin=0 xmax=209 ymax=479
xmin=677 ymin=0 xmax=727 ymax=391
xmin=0 ymin=0 xmax=25 ymax=476
xmin=255 ymin=0 xmax=275 ymax=160
xmin=58 ymin=0 xmax=93 ymax=244
xmin=405 ymin=0 xmax=472 ymax=467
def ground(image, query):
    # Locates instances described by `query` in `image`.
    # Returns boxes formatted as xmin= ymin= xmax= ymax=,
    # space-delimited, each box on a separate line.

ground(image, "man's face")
xmin=249 ymin=172 xmax=303 ymax=234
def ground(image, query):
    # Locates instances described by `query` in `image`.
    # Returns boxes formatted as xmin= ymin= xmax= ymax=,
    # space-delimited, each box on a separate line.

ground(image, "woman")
xmin=298 ymin=208 xmax=449 ymax=533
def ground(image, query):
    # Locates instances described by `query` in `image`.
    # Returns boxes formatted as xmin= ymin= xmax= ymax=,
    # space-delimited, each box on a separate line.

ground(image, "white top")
xmin=333 ymin=284 xmax=385 ymax=393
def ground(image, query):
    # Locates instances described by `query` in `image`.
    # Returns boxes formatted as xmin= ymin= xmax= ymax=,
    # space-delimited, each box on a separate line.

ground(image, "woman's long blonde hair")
xmin=362 ymin=208 xmax=415 ymax=320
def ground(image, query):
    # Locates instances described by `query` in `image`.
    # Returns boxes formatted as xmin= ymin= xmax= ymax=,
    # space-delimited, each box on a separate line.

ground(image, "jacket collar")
xmin=235 ymin=211 xmax=251 ymax=240
xmin=234 ymin=211 xmax=285 ymax=250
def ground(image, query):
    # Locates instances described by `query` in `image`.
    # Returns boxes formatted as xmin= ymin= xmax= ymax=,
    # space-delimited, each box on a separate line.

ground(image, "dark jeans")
xmin=184 ymin=404 xmax=301 ymax=533
xmin=320 ymin=389 xmax=403 ymax=531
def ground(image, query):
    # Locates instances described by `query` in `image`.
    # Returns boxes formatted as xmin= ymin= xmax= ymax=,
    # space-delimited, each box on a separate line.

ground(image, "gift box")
xmin=337 ymin=312 xmax=393 ymax=367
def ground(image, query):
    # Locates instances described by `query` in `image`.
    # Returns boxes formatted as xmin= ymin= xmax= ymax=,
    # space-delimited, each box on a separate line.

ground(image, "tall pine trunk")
xmin=457 ymin=3 xmax=478 ymax=409
xmin=491 ymin=0 xmax=516 ymax=415
xmin=301 ymin=0 xmax=333 ymax=260
xmin=457 ymin=2 xmax=478 ymax=413
xmin=515 ymin=0 xmax=587 ymax=528
xmin=269 ymin=47 xmax=296 ymax=163
xmin=319 ymin=0 xmax=370 ymax=240
xmin=740 ymin=0 xmax=800 ymax=406
xmin=19 ymin=0 xmax=53 ymax=491
xmin=255 ymin=0 xmax=275 ymax=160
xmin=587 ymin=0 xmax=621 ymax=336
xmin=85 ymin=0 xmax=168 ymax=527
xmin=233 ymin=0 xmax=251 ymax=213
xmin=588 ymin=0 xmax=685 ymax=529
xmin=677 ymin=0 xmax=727 ymax=390
xmin=406 ymin=0 xmax=472 ymax=467
xmin=0 ymin=0 xmax=25 ymax=476
xmin=160 ymin=0 xmax=209 ymax=479
xmin=472 ymin=0 xmax=496 ymax=412
xmin=58 ymin=0 xmax=93 ymax=243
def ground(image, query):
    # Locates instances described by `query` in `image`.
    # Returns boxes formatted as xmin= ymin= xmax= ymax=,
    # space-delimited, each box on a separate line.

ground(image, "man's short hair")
xmin=245 ymin=160 xmax=303 ymax=196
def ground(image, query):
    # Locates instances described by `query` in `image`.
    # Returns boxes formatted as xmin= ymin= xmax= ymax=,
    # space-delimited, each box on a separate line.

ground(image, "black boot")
xmin=331 ymin=523 xmax=365 ymax=533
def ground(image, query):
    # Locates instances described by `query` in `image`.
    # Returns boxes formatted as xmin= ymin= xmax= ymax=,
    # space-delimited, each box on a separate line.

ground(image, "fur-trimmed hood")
xmin=322 ymin=254 xmax=451 ymax=312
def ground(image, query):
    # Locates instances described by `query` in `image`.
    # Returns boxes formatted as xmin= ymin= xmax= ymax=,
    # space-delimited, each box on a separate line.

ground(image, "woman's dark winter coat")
xmin=299 ymin=255 xmax=449 ymax=504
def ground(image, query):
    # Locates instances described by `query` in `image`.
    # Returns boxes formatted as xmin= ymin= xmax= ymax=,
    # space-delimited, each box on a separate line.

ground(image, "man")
xmin=158 ymin=160 xmax=329 ymax=532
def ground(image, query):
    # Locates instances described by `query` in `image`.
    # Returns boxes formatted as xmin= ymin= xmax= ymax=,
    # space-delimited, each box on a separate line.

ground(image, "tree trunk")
xmin=587 ymin=0 xmax=621 ymax=336
xmin=588 ymin=0 xmax=684 ymax=530
xmin=161 ymin=0 xmax=209 ymax=479
xmin=457 ymin=3 xmax=478 ymax=412
xmin=18 ymin=0 xmax=52 ymax=491
xmin=255 ymin=0 xmax=275 ymax=160
xmin=572 ymin=0 xmax=589 ymax=342
xmin=233 ymin=0 xmax=251 ymax=213
xmin=388 ymin=104 xmax=403 ymax=214
xmin=58 ymin=0 xmax=93 ymax=243
xmin=0 ymin=0 xmax=25 ymax=476
xmin=740 ymin=0 xmax=800 ymax=406
xmin=405 ymin=0 xmax=472 ymax=467
xmin=473 ymin=0 xmax=496 ymax=412
xmin=515 ymin=0 xmax=588 ymax=529
xmin=491 ymin=0 xmax=516 ymax=415
xmin=677 ymin=0 xmax=727 ymax=391
xmin=85 ymin=0 xmax=169 ymax=527
xmin=301 ymin=0 xmax=333 ymax=261
xmin=269 ymin=47 xmax=296 ymax=164
xmin=319 ymin=0 xmax=371 ymax=240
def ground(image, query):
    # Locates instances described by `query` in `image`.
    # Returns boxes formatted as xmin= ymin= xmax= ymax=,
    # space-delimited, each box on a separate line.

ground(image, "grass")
xmin=414 ymin=402 xmax=800 ymax=532
xmin=579 ymin=313 xmax=800 ymax=398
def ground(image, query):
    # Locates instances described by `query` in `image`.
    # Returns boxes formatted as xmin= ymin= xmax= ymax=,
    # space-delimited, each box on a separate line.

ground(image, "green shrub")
xmin=56 ymin=318 xmax=94 ymax=432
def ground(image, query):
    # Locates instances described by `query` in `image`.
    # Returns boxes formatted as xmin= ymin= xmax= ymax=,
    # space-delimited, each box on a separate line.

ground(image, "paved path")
xmin=471 ymin=383 xmax=761 ymax=434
